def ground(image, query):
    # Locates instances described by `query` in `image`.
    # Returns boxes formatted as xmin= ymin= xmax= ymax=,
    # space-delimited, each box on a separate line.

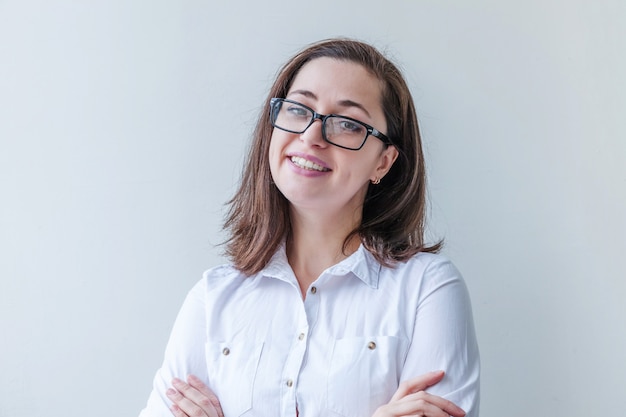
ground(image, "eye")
xmin=337 ymin=119 xmax=365 ymax=134
xmin=286 ymin=105 xmax=310 ymax=118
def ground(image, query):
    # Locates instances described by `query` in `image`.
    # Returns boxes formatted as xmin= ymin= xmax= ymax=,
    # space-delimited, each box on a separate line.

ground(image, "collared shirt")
xmin=139 ymin=245 xmax=480 ymax=417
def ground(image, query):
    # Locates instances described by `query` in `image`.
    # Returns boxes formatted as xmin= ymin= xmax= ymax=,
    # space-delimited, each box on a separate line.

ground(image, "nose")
xmin=299 ymin=118 xmax=328 ymax=148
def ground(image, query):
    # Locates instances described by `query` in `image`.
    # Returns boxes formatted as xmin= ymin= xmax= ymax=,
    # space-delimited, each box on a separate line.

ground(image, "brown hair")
xmin=224 ymin=38 xmax=441 ymax=275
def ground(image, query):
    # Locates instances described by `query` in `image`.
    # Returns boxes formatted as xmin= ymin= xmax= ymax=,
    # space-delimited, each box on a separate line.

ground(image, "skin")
xmin=167 ymin=376 xmax=223 ymax=417
xmin=167 ymin=58 xmax=465 ymax=417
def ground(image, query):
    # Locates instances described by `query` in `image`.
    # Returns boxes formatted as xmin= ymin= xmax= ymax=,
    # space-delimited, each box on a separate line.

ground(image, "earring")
xmin=371 ymin=177 xmax=381 ymax=185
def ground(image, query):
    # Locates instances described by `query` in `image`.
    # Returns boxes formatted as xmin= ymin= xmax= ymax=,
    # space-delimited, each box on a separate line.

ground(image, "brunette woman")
xmin=140 ymin=38 xmax=480 ymax=417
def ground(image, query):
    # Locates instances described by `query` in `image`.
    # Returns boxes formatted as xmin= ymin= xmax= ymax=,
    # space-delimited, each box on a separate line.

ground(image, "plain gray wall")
xmin=1 ymin=1 xmax=624 ymax=416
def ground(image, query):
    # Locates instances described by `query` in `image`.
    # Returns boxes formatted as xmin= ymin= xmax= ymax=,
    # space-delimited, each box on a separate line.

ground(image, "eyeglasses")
xmin=269 ymin=98 xmax=391 ymax=151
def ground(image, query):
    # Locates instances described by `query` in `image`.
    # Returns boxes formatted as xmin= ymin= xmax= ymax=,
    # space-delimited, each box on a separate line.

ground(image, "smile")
xmin=290 ymin=156 xmax=330 ymax=172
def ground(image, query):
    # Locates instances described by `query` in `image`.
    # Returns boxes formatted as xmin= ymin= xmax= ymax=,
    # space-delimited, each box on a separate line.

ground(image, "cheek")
xmin=268 ymin=130 xmax=286 ymax=154
xmin=268 ymin=132 xmax=285 ymax=177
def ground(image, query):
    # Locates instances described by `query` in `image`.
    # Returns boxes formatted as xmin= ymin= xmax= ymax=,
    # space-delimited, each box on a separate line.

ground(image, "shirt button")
xmin=222 ymin=347 xmax=230 ymax=355
xmin=310 ymin=286 xmax=317 ymax=294
xmin=298 ymin=333 xmax=305 ymax=341
xmin=286 ymin=379 xmax=294 ymax=387
xmin=367 ymin=341 xmax=376 ymax=350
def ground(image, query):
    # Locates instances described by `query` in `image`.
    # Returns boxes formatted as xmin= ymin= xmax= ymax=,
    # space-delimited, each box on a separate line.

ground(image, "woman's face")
xmin=268 ymin=57 xmax=398 ymax=218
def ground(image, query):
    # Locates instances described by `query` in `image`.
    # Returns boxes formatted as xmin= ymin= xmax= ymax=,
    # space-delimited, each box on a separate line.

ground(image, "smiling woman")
xmin=139 ymin=38 xmax=480 ymax=417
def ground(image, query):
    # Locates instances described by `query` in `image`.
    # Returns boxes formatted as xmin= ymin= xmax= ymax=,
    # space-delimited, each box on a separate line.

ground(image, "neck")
xmin=287 ymin=205 xmax=361 ymax=297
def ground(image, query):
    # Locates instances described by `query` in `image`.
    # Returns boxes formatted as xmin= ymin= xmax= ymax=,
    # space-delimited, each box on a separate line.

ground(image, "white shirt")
xmin=139 ymin=244 xmax=480 ymax=417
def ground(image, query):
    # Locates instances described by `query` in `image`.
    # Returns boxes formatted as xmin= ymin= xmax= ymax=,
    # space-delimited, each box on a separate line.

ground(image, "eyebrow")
xmin=288 ymin=89 xmax=372 ymax=118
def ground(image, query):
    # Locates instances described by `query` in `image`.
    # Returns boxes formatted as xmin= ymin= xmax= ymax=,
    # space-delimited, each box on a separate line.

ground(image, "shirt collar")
xmin=260 ymin=242 xmax=381 ymax=289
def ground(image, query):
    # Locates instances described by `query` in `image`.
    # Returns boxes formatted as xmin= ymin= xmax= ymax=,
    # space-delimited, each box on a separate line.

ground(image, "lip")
xmin=286 ymin=151 xmax=332 ymax=177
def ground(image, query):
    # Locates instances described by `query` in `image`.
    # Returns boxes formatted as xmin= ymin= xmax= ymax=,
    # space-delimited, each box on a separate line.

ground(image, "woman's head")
xmin=268 ymin=56 xmax=399 ymax=227
xmin=225 ymin=38 xmax=440 ymax=274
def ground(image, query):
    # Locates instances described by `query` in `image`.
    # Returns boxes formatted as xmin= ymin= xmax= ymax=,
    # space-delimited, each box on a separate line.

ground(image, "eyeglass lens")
xmin=272 ymin=100 xmax=368 ymax=150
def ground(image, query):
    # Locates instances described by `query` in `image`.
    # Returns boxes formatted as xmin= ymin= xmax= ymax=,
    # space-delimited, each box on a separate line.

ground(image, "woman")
xmin=139 ymin=38 xmax=480 ymax=417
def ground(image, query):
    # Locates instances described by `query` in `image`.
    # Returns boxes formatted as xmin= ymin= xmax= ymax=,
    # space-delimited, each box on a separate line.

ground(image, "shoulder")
xmin=202 ymin=263 xmax=244 ymax=282
xmin=386 ymin=252 xmax=460 ymax=279
xmin=379 ymin=252 xmax=465 ymax=294
xmin=188 ymin=263 xmax=248 ymax=296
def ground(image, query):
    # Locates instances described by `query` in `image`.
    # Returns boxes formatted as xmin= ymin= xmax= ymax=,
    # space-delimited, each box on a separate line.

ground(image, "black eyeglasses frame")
xmin=269 ymin=98 xmax=392 ymax=151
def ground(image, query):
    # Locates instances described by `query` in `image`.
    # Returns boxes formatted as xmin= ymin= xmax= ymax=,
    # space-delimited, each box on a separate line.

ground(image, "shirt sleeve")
xmin=399 ymin=258 xmax=481 ymax=417
xmin=139 ymin=279 xmax=208 ymax=417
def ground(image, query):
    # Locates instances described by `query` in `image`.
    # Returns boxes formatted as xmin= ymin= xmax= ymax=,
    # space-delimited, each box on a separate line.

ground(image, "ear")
xmin=371 ymin=145 xmax=399 ymax=181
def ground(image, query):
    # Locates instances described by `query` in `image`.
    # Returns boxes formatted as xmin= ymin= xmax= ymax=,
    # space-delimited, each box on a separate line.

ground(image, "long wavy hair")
xmin=224 ymin=38 xmax=441 ymax=275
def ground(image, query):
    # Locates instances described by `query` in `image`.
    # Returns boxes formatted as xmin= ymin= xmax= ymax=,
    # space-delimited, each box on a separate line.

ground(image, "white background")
xmin=1 ymin=1 xmax=624 ymax=416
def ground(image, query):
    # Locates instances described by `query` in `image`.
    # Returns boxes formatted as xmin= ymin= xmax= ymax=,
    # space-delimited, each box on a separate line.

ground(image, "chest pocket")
xmin=326 ymin=336 xmax=405 ymax=417
xmin=205 ymin=341 xmax=264 ymax=417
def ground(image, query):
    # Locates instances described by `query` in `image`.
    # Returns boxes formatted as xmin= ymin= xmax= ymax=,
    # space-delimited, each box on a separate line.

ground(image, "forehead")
xmin=288 ymin=57 xmax=383 ymax=107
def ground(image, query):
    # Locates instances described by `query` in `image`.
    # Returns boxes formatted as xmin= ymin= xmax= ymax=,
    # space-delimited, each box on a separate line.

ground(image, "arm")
xmin=169 ymin=371 xmax=466 ymax=417
xmin=399 ymin=258 xmax=481 ymax=416
xmin=139 ymin=280 xmax=210 ymax=417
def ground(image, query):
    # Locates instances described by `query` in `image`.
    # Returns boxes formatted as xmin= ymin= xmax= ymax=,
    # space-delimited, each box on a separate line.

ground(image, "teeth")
xmin=290 ymin=156 xmax=329 ymax=172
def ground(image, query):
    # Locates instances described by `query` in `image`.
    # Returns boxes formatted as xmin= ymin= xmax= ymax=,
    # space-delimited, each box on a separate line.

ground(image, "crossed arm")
xmin=166 ymin=371 xmax=466 ymax=417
